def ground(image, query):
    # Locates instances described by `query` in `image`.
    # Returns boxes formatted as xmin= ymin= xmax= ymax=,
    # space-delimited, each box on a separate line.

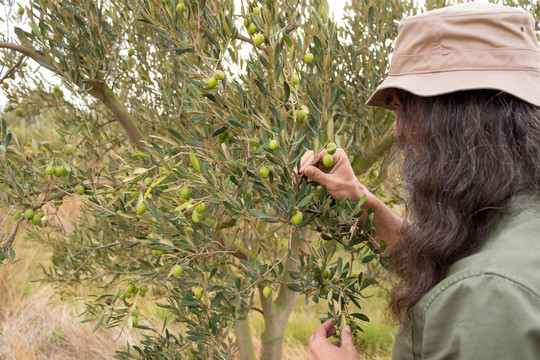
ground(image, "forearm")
xmin=351 ymin=180 xmax=404 ymax=254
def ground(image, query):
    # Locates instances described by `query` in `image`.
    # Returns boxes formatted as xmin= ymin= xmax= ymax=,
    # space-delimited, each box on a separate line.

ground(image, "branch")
xmin=0 ymin=55 xmax=25 ymax=84
xmin=0 ymin=42 xmax=49 ymax=65
xmin=259 ymin=227 xmax=313 ymax=359
xmin=235 ymin=23 xmax=300 ymax=48
xmin=213 ymin=218 xmax=247 ymax=261
xmin=278 ymin=24 xmax=300 ymax=48
xmin=215 ymin=237 xmax=248 ymax=262
xmin=351 ymin=132 xmax=394 ymax=175
xmin=0 ymin=41 xmax=144 ymax=148
xmin=217 ymin=217 xmax=236 ymax=230
xmin=235 ymin=33 xmax=253 ymax=45
xmin=1 ymin=216 xmax=24 ymax=253
xmin=87 ymin=81 xmax=144 ymax=148
xmin=259 ymin=228 xmax=311 ymax=324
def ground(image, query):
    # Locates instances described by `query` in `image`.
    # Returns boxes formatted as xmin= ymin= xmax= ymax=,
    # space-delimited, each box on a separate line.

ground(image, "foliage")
xmin=0 ymin=0 xmax=431 ymax=358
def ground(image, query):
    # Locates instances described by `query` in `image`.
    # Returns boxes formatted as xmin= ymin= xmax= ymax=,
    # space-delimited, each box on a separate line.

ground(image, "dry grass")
xmin=0 ymin=285 xmax=139 ymax=359
xmin=0 ymin=202 xmax=140 ymax=360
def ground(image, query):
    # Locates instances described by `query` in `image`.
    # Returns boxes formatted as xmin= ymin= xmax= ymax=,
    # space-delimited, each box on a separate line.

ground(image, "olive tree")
xmin=0 ymin=0 xmax=424 ymax=358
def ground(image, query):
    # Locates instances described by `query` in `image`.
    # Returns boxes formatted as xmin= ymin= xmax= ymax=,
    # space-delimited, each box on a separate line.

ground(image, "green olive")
xmin=263 ymin=285 xmax=272 ymax=298
xmin=193 ymin=286 xmax=204 ymax=299
xmin=173 ymin=265 xmax=183 ymax=277
xmin=75 ymin=185 xmax=85 ymax=195
xmin=295 ymin=110 xmax=307 ymax=123
xmin=326 ymin=142 xmax=337 ymax=155
xmin=248 ymin=23 xmax=257 ymax=35
xmin=196 ymin=202 xmax=206 ymax=213
xmin=64 ymin=144 xmax=74 ymax=155
xmin=24 ymin=208 xmax=34 ymax=219
xmin=205 ymin=77 xmax=218 ymax=89
xmin=136 ymin=203 xmax=147 ymax=215
xmin=323 ymin=154 xmax=334 ymax=167
xmin=269 ymin=139 xmax=279 ymax=150
xmin=259 ymin=166 xmax=269 ymax=179
xmin=291 ymin=211 xmax=303 ymax=225
xmin=180 ymin=188 xmax=191 ymax=200
xmin=253 ymin=34 xmax=265 ymax=47
xmin=214 ymin=70 xmax=225 ymax=80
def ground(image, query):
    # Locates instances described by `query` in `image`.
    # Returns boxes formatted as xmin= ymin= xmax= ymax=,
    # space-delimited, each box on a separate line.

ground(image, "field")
xmin=0 ymin=200 xmax=397 ymax=359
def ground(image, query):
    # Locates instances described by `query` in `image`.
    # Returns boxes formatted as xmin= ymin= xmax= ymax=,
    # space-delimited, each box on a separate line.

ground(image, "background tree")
xmin=7 ymin=0 xmax=532 ymax=359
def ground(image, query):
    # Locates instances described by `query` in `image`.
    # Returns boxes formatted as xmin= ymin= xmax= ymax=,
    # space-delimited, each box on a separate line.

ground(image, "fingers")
xmin=300 ymin=148 xmax=347 ymax=174
xmin=297 ymin=150 xmax=314 ymax=174
xmin=303 ymin=166 xmax=332 ymax=184
xmin=297 ymin=148 xmax=350 ymax=188
xmin=330 ymin=148 xmax=347 ymax=167
xmin=313 ymin=318 xmax=335 ymax=339
xmin=340 ymin=325 xmax=354 ymax=349
xmin=299 ymin=150 xmax=324 ymax=174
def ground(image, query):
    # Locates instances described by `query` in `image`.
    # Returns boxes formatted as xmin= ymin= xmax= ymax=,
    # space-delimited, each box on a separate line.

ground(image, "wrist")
xmin=352 ymin=179 xmax=370 ymax=203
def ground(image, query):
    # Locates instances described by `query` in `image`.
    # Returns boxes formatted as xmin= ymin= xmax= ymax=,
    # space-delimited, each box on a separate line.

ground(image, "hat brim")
xmin=366 ymin=70 xmax=540 ymax=110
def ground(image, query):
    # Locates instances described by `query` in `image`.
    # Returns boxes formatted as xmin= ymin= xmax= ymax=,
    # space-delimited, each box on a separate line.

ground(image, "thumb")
xmin=340 ymin=326 xmax=354 ymax=349
xmin=304 ymin=166 xmax=330 ymax=184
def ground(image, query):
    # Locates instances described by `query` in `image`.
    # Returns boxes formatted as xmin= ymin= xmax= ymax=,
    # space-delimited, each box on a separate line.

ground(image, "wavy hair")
xmin=389 ymin=89 xmax=540 ymax=319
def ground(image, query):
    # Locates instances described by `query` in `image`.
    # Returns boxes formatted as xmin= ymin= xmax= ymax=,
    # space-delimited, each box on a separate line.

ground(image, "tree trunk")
xmin=260 ymin=311 xmax=289 ymax=360
xmin=235 ymin=319 xmax=257 ymax=360
xmin=259 ymin=228 xmax=312 ymax=360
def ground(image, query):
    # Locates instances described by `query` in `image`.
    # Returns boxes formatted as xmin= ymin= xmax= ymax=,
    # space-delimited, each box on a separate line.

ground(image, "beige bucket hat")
xmin=366 ymin=3 xmax=540 ymax=110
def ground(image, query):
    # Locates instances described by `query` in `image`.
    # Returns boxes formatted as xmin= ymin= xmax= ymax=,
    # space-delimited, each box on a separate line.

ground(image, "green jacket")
xmin=392 ymin=189 xmax=540 ymax=359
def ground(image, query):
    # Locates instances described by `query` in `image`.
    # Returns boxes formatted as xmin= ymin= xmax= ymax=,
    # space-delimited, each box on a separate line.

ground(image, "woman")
xmin=303 ymin=3 xmax=540 ymax=359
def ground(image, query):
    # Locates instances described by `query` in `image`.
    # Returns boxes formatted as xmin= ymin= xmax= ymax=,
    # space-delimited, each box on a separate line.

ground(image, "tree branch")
xmin=278 ymin=24 xmax=300 ymax=48
xmin=86 ymin=80 xmax=144 ymax=148
xmin=235 ymin=33 xmax=253 ymax=45
xmin=0 ymin=55 xmax=25 ymax=84
xmin=0 ymin=42 xmax=50 ymax=66
xmin=0 ymin=41 xmax=144 ymax=148
xmin=351 ymin=132 xmax=394 ymax=175
xmin=213 ymin=218 xmax=248 ymax=261
xmin=1 ymin=216 xmax=23 ymax=253
xmin=259 ymin=227 xmax=313 ymax=360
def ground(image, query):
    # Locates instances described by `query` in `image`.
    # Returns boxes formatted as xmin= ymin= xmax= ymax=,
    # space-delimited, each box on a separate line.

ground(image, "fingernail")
xmin=344 ymin=325 xmax=351 ymax=333
xmin=306 ymin=167 xmax=313 ymax=176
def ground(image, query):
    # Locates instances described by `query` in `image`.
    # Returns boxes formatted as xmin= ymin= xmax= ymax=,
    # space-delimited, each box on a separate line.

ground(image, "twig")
xmin=0 ymin=54 xmax=25 ymax=83
xmin=279 ymin=24 xmax=300 ymax=48
xmin=1 ymin=216 xmax=24 ymax=252
xmin=235 ymin=33 xmax=253 ymax=45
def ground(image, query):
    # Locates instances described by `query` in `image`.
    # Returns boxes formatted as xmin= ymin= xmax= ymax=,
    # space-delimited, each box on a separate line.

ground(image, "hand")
xmin=296 ymin=147 xmax=405 ymax=253
xmin=308 ymin=318 xmax=359 ymax=360
xmin=296 ymin=148 xmax=366 ymax=201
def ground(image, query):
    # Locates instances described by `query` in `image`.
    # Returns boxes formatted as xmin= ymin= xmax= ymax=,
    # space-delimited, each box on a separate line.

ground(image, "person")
xmin=302 ymin=3 xmax=540 ymax=359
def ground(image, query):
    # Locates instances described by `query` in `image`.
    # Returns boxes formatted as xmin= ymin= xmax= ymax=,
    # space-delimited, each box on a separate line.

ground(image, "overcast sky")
xmin=0 ymin=0 xmax=504 ymax=108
